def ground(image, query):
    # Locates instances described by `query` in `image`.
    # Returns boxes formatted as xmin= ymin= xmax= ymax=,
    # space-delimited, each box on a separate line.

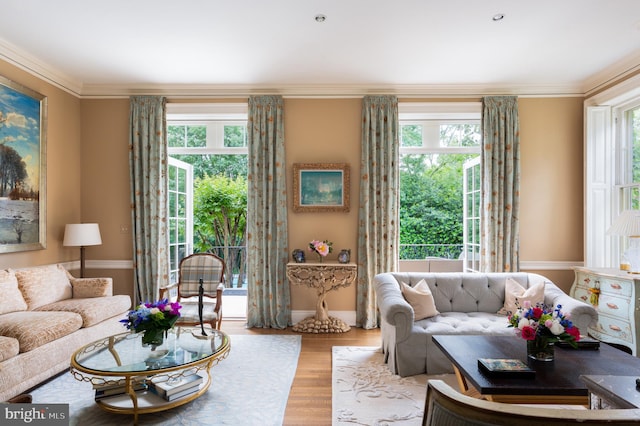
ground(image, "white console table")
xmin=286 ymin=262 xmax=357 ymax=333
xmin=570 ymin=266 xmax=640 ymax=355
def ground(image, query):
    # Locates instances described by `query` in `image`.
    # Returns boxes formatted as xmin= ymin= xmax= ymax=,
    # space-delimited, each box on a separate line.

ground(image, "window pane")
xmin=167 ymin=125 xmax=186 ymax=148
xmin=440 ymin=124 xmax=481 ymax=147
xmin=186 ymin=126 xmax=206 ymax=148
xmin=633 ymin=107 xmax=640 ymax=183
xmin=169 ymin=218 xmax=176 ymax=243
xmin=178 ymin=193 xmax=186 ymax=216
xmin=224 ymin=125 xmax=247 ymax=147
xmin=168 ymin=164 xmax=176 ymax=190
xmin=401 ymin=124 xmax=422 ymax=147
xmin=168 ymin=192 xmax=176 ymax=216
xmin=177 ymin=168 xmax=187 ymax=193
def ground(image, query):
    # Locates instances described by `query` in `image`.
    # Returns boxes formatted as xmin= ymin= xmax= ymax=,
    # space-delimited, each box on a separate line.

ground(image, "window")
xmin=166 ymin=104 xmax=248 ymax=289
xmin=398 ymin=103 xmax=481 ymax=270
xmin=585 ymin=75 xmax=640 ymax=267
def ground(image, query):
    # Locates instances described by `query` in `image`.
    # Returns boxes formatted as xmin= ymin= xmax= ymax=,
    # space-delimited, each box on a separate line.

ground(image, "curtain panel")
xmin=246 ymin=95 xmax=291 ymax=329
xmin=357 ymin=95 xmax=400 ymax=329
xmin=481 ymin=96 xmax=520 ymax=272
xmin=129 ymin=96 xmax=169 ymax=304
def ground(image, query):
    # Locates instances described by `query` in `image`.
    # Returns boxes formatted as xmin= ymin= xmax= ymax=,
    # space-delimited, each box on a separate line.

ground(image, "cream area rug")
xmin=30 ymin=335 xmax=301 ymax=426
xmin=332 ymin=346 xmax=458 ymax=426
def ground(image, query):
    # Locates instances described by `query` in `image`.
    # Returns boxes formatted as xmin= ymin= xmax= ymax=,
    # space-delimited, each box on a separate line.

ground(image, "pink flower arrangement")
xmin=508 ymin=301 xmax=580 ymax=347
xmin=309 ymin=239 xmax=333 ymax=257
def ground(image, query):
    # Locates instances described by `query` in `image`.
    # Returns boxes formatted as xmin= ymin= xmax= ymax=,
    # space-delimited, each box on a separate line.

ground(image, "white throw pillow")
xmin=400 ymin=279 xmax=440 ymax=320
xmin=498 ymin=278 xmax=545 ymax=315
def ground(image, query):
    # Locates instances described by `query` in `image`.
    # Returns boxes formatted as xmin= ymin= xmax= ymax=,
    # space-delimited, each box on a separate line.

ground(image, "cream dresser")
xmin=570 ymin=267 xmax=640 ymax=355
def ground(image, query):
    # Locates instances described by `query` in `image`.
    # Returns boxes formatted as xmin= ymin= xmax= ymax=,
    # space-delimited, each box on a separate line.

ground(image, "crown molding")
xmin=582 ymin=50 xmax=640 ymax=97
xmin=1 ymin=37 xmax=635 ymax=99
xmin=0 ymin=38 xmax=83 ymax=96
xmin=77 ymin=82 xmax=588 ymax=99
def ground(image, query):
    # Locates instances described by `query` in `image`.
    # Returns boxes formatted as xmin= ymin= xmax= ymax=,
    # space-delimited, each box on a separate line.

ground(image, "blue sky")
xmin=0 ymin=84 xmax=42 ymax=191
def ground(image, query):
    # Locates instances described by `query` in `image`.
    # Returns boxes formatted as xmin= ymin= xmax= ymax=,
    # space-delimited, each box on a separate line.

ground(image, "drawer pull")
xmin=579 ymin=295 xmax=588 ymax=302
xmin=606 ymin=302 xmax=619 ymax=309
xmin=610 ymin=283 xmax=622 ymax=290
xmin=609 ymin=324 xmax=622 ymax=331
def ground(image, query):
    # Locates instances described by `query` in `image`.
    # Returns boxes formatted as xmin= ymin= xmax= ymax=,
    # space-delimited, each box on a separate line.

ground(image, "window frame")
xmin=398 ymin=102 xmax=482 ymax=265
xmin=585 ymin=74 xmax=640 ymax=268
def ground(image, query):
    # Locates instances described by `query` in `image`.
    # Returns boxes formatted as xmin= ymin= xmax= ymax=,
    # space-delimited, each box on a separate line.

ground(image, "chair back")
xmin=177 ymin=253 xmax=225 ymax=298
xmin=423 ymin=380 xmax=640 ymax=426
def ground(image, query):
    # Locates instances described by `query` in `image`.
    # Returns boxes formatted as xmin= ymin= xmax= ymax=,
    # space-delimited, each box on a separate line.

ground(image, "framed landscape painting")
xmin=293 ymin=163 xmax=350 ymax=212
xmin=0 ymin=75 xmax=47 ymax=252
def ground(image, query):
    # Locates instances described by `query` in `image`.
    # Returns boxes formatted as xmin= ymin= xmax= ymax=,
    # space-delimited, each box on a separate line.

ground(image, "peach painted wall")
xmin=0 ymin=60 xmax=82 ymax=269
xmin=285 ymin=98 xmax=362 ymax=311
xmin=517 ymin=97 xmax=584 ymax=292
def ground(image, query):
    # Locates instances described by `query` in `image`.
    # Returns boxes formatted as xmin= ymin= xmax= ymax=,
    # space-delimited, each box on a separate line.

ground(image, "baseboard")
xmin=292 ymin=310 xmax=356 ymax=326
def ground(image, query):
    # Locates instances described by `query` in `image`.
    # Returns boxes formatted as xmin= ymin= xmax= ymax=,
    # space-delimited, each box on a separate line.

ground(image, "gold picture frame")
xmin=293 ymin=163 xmax=350 ymax=213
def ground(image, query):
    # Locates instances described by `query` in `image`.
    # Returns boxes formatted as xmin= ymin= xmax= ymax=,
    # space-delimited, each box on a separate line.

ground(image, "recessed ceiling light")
xmin=315 ymin=14 xmax=326 ymax=23
xmin=492 ymin=13 xmax=505 ymax=21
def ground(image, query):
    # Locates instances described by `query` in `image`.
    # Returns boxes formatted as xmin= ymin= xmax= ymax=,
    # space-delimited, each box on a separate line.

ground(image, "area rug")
xmin=332 ymin=346 xmax=458 ymax=426
xmin=30 ymin=334 xmax=301 ymax=425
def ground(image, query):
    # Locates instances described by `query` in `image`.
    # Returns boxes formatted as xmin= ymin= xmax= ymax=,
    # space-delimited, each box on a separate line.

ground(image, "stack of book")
xmin=94 ymin=377 xmax=148 ymax=400
xmin=149 ymin=374 xmax=203 ymax=401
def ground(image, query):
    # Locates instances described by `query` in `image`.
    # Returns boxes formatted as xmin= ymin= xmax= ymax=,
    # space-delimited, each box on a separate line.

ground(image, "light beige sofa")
xmin=0 ymin=264 xmax=131 ymax=401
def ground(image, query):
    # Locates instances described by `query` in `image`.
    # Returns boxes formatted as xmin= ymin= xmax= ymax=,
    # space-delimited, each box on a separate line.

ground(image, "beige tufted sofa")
xmin=0 ymin=264 xmax=131 ymax=401
xmin=374 ymin=272 xmax=598 ymax=377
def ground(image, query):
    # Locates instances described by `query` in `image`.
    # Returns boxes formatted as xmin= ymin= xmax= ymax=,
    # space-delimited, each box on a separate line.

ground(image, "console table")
xmin=286 ymin=262 xmax=357 ymax=333
xmin=570 ymin=266 xmax=640 ymax=355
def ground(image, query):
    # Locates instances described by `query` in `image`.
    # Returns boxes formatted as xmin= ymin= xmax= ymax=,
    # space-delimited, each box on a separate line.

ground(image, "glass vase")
xmin=142 ymin=328 xmax=165 ymax=348
xmin=527 ymin=338 xmax=554 ymax=361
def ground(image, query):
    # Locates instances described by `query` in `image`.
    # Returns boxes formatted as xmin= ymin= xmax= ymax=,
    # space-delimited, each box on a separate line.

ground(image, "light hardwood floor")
xmin=222 ymin=320 xmax=382 ymax=425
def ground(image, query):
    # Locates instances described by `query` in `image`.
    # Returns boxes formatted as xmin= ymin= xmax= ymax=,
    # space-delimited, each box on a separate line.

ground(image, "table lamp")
xmin=63 ymin=223 xmax=102 ymax=278
xmin=607 ymin=210 xmax=640 ymax=273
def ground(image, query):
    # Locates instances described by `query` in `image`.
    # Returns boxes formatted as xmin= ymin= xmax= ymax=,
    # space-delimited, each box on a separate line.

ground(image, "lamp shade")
xmin=607 ymin=210 xmax=640 ymax=237
xmin=63 ymin=223 xmax=102 ymax=247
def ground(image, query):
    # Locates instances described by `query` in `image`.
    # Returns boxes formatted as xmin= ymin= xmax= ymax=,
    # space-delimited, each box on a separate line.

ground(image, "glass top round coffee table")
xmin=70 ymin=328 xmax=230 ymax=424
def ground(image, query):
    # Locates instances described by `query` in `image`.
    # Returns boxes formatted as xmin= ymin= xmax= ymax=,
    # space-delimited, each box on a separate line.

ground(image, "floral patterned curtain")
xmin=129 ymin=96 xmax=169 ymax=304
xmin=246 ymin=96 xmax=291 ymax=328
xmin=481 ymin=96 xmax=520 ymax=272
xmin=357 ymin=95 xmax=399 ymax=329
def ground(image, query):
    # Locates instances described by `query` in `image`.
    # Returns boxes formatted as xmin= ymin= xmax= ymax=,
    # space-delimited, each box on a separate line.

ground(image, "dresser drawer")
xmin=591 ymin=314 xmax=633 ymax=344
xmin=597 ymin=293 xmax=632 ymax=320
xmin=571 ymin=285 xmax=592 ymax=305
xmin=597 ymin=276 xmax=633 ymax=298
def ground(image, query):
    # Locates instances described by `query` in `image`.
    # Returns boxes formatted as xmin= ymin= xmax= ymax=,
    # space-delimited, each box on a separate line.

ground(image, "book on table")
xmin=150 ymin=373 xmax=203 ymax=399
xmin=94 ymin=377 xmax=148 ymax=399
xmin=477 ymin=358 xmax=535 ymax=378
xmin=164 ymin=386 xmax=200 ymax=402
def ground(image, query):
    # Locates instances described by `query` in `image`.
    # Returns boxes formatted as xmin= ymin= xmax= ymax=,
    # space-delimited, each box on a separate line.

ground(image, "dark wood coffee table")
xmin=432 ymin=335 xmax=640 ymax=405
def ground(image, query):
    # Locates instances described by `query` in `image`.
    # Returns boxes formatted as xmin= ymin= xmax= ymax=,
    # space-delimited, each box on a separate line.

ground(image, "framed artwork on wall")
xmin=293 ymin=163 xmax=350 ymax=213
xmin=0 ymin=75 xmax=47 ymax=253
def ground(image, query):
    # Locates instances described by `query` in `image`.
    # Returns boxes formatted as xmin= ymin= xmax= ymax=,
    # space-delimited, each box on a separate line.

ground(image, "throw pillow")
xmin=498 ymin=278 xmax=545 ymax=315
xmin=0 ymin=269 xmax=27 ymax=315
xmin=70 ymin=277 xmax=113 ymax=298
xmin=14 ymin=264 xmax=73 ymax=310
xmin=400 ymin=279 xmax=440 ymax=320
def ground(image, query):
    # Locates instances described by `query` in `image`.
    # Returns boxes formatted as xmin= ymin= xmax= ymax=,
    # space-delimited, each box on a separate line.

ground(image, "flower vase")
xmin=142 ymin=328 xmax=165 ymax=349
xmin=527 ymin=338 xmax=554 ymax=361
xmin=317 ymin=254 xmax=323 ymax=263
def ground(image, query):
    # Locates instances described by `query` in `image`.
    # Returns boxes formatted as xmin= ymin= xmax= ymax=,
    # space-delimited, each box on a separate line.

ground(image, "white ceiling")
xmin=0 ymin=0 xmax=639 ymax=97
